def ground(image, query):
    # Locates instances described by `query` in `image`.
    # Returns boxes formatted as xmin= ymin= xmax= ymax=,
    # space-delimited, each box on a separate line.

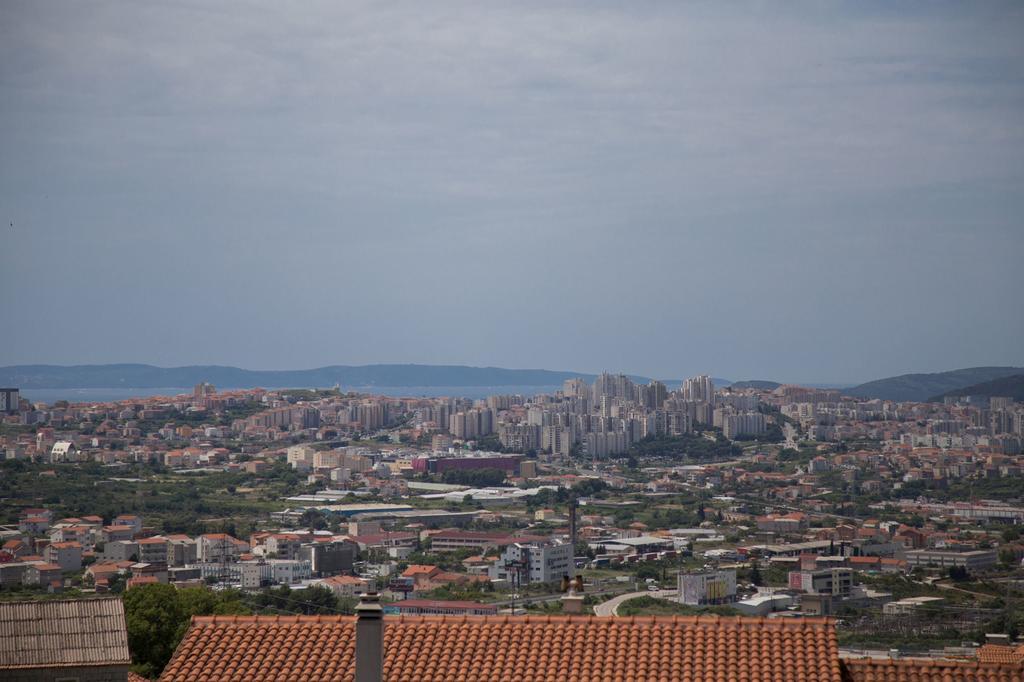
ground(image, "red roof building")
xmin=157 ymin=612 xmax=1024 ymax=682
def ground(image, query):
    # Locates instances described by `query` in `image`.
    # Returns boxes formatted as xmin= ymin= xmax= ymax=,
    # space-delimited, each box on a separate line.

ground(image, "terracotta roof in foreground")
xmin=841 ymin=656 xmax=1024 ymax=682
xmin=977 ymin=644 xmax=1024 ymax=665
xmin=161 ymin=614 xmax=842 ymax=682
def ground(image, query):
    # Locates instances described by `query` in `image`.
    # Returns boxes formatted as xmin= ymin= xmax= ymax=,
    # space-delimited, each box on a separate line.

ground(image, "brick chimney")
xmin=355 ymin=590 xmax=384 ymax=682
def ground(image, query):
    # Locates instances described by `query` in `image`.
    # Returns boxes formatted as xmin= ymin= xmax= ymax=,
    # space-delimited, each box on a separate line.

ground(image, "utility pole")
xmin=569 ymin=495 xmax=578 ymax=548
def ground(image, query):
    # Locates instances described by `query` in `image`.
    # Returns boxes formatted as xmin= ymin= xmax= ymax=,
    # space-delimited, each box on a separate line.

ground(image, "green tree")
xmin=124 ymin=584 xmax=250 ymax=677
xmin=123 ymin=583 xmax=187 ymax=678
xmin=948 ymin=566 xmax=970 ymax=582
xmin=300 ymin=508 xmax=328 ymax=530
xmin=749 ymin=561 xmax=763 ymax=587
xmin=442 ymin=468 xmax=507 ymax=487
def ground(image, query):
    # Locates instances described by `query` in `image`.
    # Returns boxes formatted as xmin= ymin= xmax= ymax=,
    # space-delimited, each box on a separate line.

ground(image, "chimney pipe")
xmin=355 ymin=590 xmax=384 ymax=682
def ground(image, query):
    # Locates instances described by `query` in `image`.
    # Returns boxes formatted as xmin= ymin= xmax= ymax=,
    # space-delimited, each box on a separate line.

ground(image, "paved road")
xmin=934 ymin=581 xmax=998 ymax=599
xmin=490 ymin=587 xmax=626 ymax=609
xmin=593 ymin=589 xmax=678 ymax=617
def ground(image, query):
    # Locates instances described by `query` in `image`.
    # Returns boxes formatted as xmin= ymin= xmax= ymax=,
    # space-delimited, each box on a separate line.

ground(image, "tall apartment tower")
xmin=682 ymin=375 xmax=715 ymax=403
xmin=563 ymin=378 xmax=589 ymax=400
xmin=592 ymin=373 xmax=635 ymax=405
xmin=648 ymin=381 xmax=668 ymax=409
xmin=194 ymin=382 xmax=216 ymax=398
xmin=0 ymin=388 xmax=19 ymax=415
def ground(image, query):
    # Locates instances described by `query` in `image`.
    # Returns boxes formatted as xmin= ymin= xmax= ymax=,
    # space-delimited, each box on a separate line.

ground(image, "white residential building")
xmin=488 ymin=540 xmax=574 ymax=585
xmin=678 ymin=570 xmax=737 ymax=606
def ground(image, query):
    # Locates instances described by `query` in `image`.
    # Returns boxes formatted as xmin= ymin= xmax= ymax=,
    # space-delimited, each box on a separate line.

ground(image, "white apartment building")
xmin=489 ymin=540 xmax=574 ymax=585
xmin=678 ymin=569 xmax=737 ymax=606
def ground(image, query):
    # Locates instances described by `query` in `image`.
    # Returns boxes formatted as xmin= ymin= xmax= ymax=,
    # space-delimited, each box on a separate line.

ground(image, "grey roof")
xmin=0 ymin=598 xmax=130 ymax=669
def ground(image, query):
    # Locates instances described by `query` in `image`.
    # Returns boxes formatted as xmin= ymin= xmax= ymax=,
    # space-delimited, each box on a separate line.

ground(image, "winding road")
xmin=593 ymin=589 xmax=678 ymax=617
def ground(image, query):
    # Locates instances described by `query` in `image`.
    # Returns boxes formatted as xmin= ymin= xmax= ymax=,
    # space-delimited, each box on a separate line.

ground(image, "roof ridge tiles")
xmin=845 ymin=657 xmax=1024 ymax=670
xmin=189 ymin=613 xmax=836 ymax=628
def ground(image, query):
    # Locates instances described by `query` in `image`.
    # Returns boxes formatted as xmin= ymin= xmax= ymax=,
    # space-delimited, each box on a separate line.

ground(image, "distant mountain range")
xmin=0 ymin=363 xmax=670 ymax=390
xmin=10 ymin=363 xmax=1015 ymax=401
xmin=844 ymin=366 xmax=1024 ymax=402
xmin=928 ymin=374 xmax=1024 ymax=403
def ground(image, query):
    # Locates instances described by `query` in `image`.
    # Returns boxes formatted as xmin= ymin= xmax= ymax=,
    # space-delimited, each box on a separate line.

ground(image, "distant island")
xmin=728 ymin=380 xmax=782 ymax=390
xmin=0 ymin=363 xmax=674 ymax=390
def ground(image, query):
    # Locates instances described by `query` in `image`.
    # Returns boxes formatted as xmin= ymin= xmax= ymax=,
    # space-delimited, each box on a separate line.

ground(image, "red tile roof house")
xmin=157 ymin=596 xmax=1024 ymax=682
xmin=17 ymin=515 xmax=50 ymax=535
xmin=319 ymin=574 xmax=372 ymax=599
xmin=1 ymin=539 xmax=28 ymax=559
xmin=103 ymin=524 xmax=137 ymax=543
xmin=399 ymin=564 xmax=488 ymax=594
xmin=44 ymin=541 xmax=83 ymax=572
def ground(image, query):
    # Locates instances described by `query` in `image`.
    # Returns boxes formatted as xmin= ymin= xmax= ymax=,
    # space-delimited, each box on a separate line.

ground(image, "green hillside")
xmin=928 ymin=374 xmax=1024 ymax=403
xmin=844 ymin=366 xmax=1024 ymax=402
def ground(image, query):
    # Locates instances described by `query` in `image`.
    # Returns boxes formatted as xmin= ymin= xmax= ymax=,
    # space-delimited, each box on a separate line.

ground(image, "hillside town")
xmin=2 ymin=375 xmax=1022 ymax=675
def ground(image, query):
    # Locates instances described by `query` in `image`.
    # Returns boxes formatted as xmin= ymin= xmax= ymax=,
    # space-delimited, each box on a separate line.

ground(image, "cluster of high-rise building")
xmin=467 ymin=373 xmax=720 ymax=459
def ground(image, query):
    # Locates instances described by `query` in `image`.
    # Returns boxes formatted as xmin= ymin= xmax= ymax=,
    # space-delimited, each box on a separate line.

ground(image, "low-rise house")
xmin=102 ymin=525 xmax=135 ymax=543
xmin=102 ymin=540 xmax=140 ymax=563
xmin=1 ymin=539 xmax=28 ymax=560
xmin=18 ymin=515 xmax=50 ymax=535
xmin=113 ymin=514 xmax=142 ymax=535
xmin=137 ymin=536 xmax=170 ymax=564
xmin=197 ymin=533 xmax=249 ymax=562
xmin=45 ymin=541 xmax=83 ymax=572
xmin=319 ymin=574 xmax=370 ymax=598
xmin=20 ymin=508 xmax=53 ymax=522
xmin=894 ymin=526 xmax=928 ymax=549
xmin=756 ymin=512 xmax=808 ymax=534
xmin=24 ymin=562 xmax=63 ymax=588
xmin=86 ymin=561 xmax=133 ymax=585
xmin=131 ymin=562 xmax=168 ymax=584
xmin=0 ymin=562 xmax=31 ymax=587
xmin=49 ymin=524 xmax=95 ymax=547
xmin=127 ymin=575 xmax=159 ymax=589
xmin=167 ymin=535 xmax=198 ymax=566
xmin=400 ymin=564 xmax=488 ymax=593
xmin=264 ymin=533 xmax=304 ymax=559
xmin=348 ymin=532 xmax=417 ymax=552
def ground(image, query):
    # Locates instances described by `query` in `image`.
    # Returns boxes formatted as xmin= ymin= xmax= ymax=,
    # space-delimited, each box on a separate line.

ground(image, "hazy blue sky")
xmin=2 ymin=1 xmax=1022 ymax=384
